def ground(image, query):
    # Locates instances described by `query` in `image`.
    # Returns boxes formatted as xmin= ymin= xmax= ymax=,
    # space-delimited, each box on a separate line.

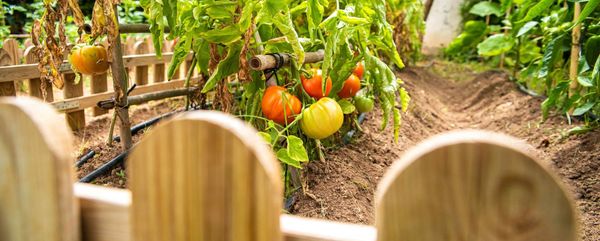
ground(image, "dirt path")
xmin=291 ymin=62 xmax=600 ymax=240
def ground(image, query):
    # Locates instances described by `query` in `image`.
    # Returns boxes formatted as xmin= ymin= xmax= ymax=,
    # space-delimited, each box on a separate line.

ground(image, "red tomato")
xmin=353 ymin=62 xmax=364 ymax=79
xmin=337 ymin=74 xmax=361 ymax=98
xmin=261 ymin=86 xmax=302 ymax=125
xmin=301 ymin=69 xmax=332 ymax=99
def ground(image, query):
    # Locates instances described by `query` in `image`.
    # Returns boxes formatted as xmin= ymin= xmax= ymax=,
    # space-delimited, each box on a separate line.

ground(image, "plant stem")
xmin=315 ymin=139 xmax=325 ymax=163
xmin=184 ymin=55 xmax=197 ymax=110
xmin=106 ymin=110 xmax=118 ymax=146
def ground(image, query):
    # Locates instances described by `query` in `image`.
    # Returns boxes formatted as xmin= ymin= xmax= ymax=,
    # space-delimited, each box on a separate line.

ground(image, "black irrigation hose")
xmin=74 ymin=150 xmax=96 ymax=168
xmin=79 ymin=149 xmax=131 ymax=183
xmin=76 ymin=109 xmax=183 ymax=183
xmin=343 ymin=113 xmax=368 ymax=144
xmin=74 ymin=110 xmax=182 ymax=168
xmin=114 ymin=110 xmax=181 ymax=142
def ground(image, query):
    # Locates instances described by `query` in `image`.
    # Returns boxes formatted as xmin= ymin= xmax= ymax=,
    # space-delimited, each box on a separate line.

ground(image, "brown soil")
xmin=290 ymin=62 xmax=599 ymax=240
xmin=73 ymin=61 xmax=599 ymax=240
xmin=74 ymin=98 xmax=185 ymax=187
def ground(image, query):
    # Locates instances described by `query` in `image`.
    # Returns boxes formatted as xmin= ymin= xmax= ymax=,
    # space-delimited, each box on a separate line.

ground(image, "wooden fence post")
xmin=128 ymin=111 xmax=282 ymax=241
xmin=134 ymin=40 xmax=149 ymax=86
xmin=0 ymin=97 xmax=79 ymax=241
xmin=24 ymin=46 xmax=54 ymax=101
xmin=63 ymin=45 xmax=86 ymax=131
xmin=153 ymin=37 xmax=166 ymax=83
xmin=0 ymin=39 xmax=20 ymax=96
xmin=375 ymin=130 xmax=578 ymax=241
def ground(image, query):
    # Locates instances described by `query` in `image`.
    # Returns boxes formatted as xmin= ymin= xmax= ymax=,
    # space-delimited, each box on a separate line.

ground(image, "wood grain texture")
xmin=0 ymin=97 xmax=79 ymax=241
xmin=375 ymin=130 xmax=578 ymax=241
xmin=0 ymin=48 xmax=17 ymax=96
xmin=91 ymin=72 xmax=108 ymax=116
xmin=152 ymin=38 xmax=165 ymax=83
xmin=63 ymin=72 xmax=85 ymax=130
xmin=73 ymin=184 xmax=374 ymax=241
xmin=129 ymin=111 xmax=282 ymax=241
xmin=75 ymin=183 xmax=131 ymax=241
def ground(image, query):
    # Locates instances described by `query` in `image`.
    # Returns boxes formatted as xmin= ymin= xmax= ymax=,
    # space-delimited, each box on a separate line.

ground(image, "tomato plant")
xmin=300 ymin=97 xmax=344 ymax=140
xmin=301 ymin=68 xmax=332 ymax=99
xmin=261 ymin=86 xmax=302 ymax=125
xmin=136 ymin=0 xmax=413 ymax=180
xmin=68 ymin=45 xmax=110 ymax=75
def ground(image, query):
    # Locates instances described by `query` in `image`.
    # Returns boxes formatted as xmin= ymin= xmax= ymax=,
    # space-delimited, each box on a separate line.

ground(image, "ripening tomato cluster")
xmin=261 ymin=62 xmax=374 ymax=140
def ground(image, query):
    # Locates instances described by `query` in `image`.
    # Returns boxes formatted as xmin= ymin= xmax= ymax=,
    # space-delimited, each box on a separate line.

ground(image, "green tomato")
xmin=354 ymin=90 xmax=374 ymax=113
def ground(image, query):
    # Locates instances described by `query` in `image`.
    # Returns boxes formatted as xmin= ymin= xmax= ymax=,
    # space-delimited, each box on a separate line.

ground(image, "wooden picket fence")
xmin=0 ymin=97 xmax=579 ymax=241
xmin=0 ymin=36 xmax=196 ymax=130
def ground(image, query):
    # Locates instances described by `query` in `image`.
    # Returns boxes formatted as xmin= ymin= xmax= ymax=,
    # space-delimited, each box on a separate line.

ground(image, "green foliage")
xmin=445 ymin=21 xmax=488 ymax=57
xmin=447 ymin=0 xmax=600 ymax=128
xmin=139 ymin=0 xmax=410 ymax=170
xmin=469 ymin=2 xmax=502 ymax=17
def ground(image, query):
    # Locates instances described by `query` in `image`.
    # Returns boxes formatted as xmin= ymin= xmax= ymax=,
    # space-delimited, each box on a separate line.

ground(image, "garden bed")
xmin=74 ymin=61 xmax=599 ymax=240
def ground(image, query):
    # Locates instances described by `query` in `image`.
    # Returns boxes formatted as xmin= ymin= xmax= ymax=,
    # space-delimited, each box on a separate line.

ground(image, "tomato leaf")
xmin=167 ymin=36 xmax=192 ymax=79
xmin=202 ymin=25 xmax=243 ymax=44
xmin=516 ymin=0 xmax=554 ymax=24
xmin=573 ymin=102 xmax=595 ymax=116
xmin=202 ymin=43 xmax=242 ymax=93
xmin=277 ymin=149 xmax=302 ymax=168
xmin=338 ymin=99 xmax=356 ymax=114
xmin=516 ymin=21 xmax=538 ymax=37
xmin=399 ymin=87 xmax=411 ymax=113
xmin=469 ymin=2 xmax=503 ymax=17
xmin=258 ymin=131 xmax=272 ymax=144
xmin=287 ymin=135 xmax=309 ymax=163
xmin=477 ymin=34 xmax=515 ymax=57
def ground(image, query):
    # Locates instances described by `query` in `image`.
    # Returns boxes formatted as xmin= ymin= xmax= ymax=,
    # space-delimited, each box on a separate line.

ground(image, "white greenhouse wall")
xmin=422 ymin=0 xmax=466 ymax=54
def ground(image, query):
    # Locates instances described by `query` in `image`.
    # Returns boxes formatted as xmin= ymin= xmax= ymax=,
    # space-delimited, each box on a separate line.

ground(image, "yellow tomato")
xmin=300 ymin=97 xmax=344 ymax=139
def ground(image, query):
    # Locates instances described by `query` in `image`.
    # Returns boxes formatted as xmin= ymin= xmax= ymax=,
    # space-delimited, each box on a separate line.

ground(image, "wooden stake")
xmin=110 ymin=5 xmax=133 ymax=150
xmin=569 ymin=2 xmax=582 ymax=96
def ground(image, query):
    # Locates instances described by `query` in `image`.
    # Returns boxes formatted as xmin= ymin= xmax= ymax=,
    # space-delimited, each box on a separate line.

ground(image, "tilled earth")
xmin=291 ymin=62 xmax=599 ymax=240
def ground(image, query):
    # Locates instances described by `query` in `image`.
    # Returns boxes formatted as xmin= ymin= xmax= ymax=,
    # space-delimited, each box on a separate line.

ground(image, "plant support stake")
xmin=110 ymin=5 xmax=133 ymax=150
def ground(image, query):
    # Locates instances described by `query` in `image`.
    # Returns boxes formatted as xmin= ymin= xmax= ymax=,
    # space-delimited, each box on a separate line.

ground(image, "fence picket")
xmin=153 ymin=37 xmax=165 ymax=83
xmin=128 ymin=111 xmax=282 ymax=241
xmin=134 ymin=40 xmax=150 ymax=86
xmin=0 ymin=97 xmax=79 ymax=241
xmin=375 ymin=130 xmax=578 ymax=241
xmin=0 ymin=39 xmax=19 ymax=96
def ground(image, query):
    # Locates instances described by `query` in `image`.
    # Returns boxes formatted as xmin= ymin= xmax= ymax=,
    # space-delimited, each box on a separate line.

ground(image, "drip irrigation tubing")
xmin=79 ymin=149 xmax=131 ymax=183
xmin=74 ymin=110 xmax=182 ymax=168
xmin=74 ymin=150 xmax=96 ymax=168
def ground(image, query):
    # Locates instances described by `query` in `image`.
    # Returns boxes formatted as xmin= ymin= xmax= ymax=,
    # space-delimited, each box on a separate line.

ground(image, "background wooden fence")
xmin=0 ymin=36 xmax=196 ymax=130
xmin=0 ymin=97 xmax=579 ymax=241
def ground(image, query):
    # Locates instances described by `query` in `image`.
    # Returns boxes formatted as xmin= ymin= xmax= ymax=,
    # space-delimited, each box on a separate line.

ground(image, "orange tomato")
xmin=353 ymin=62 xmax=364 ymax=79
xmin=301 ymin=69 xmax=332 ymax=99
xmin=261 ymin=86 xmax=302 ymax=125
xmin=68 ymin=45 xmax=110 ymax=75
xmin=337 ymin=74 xmax=361 ymax=98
